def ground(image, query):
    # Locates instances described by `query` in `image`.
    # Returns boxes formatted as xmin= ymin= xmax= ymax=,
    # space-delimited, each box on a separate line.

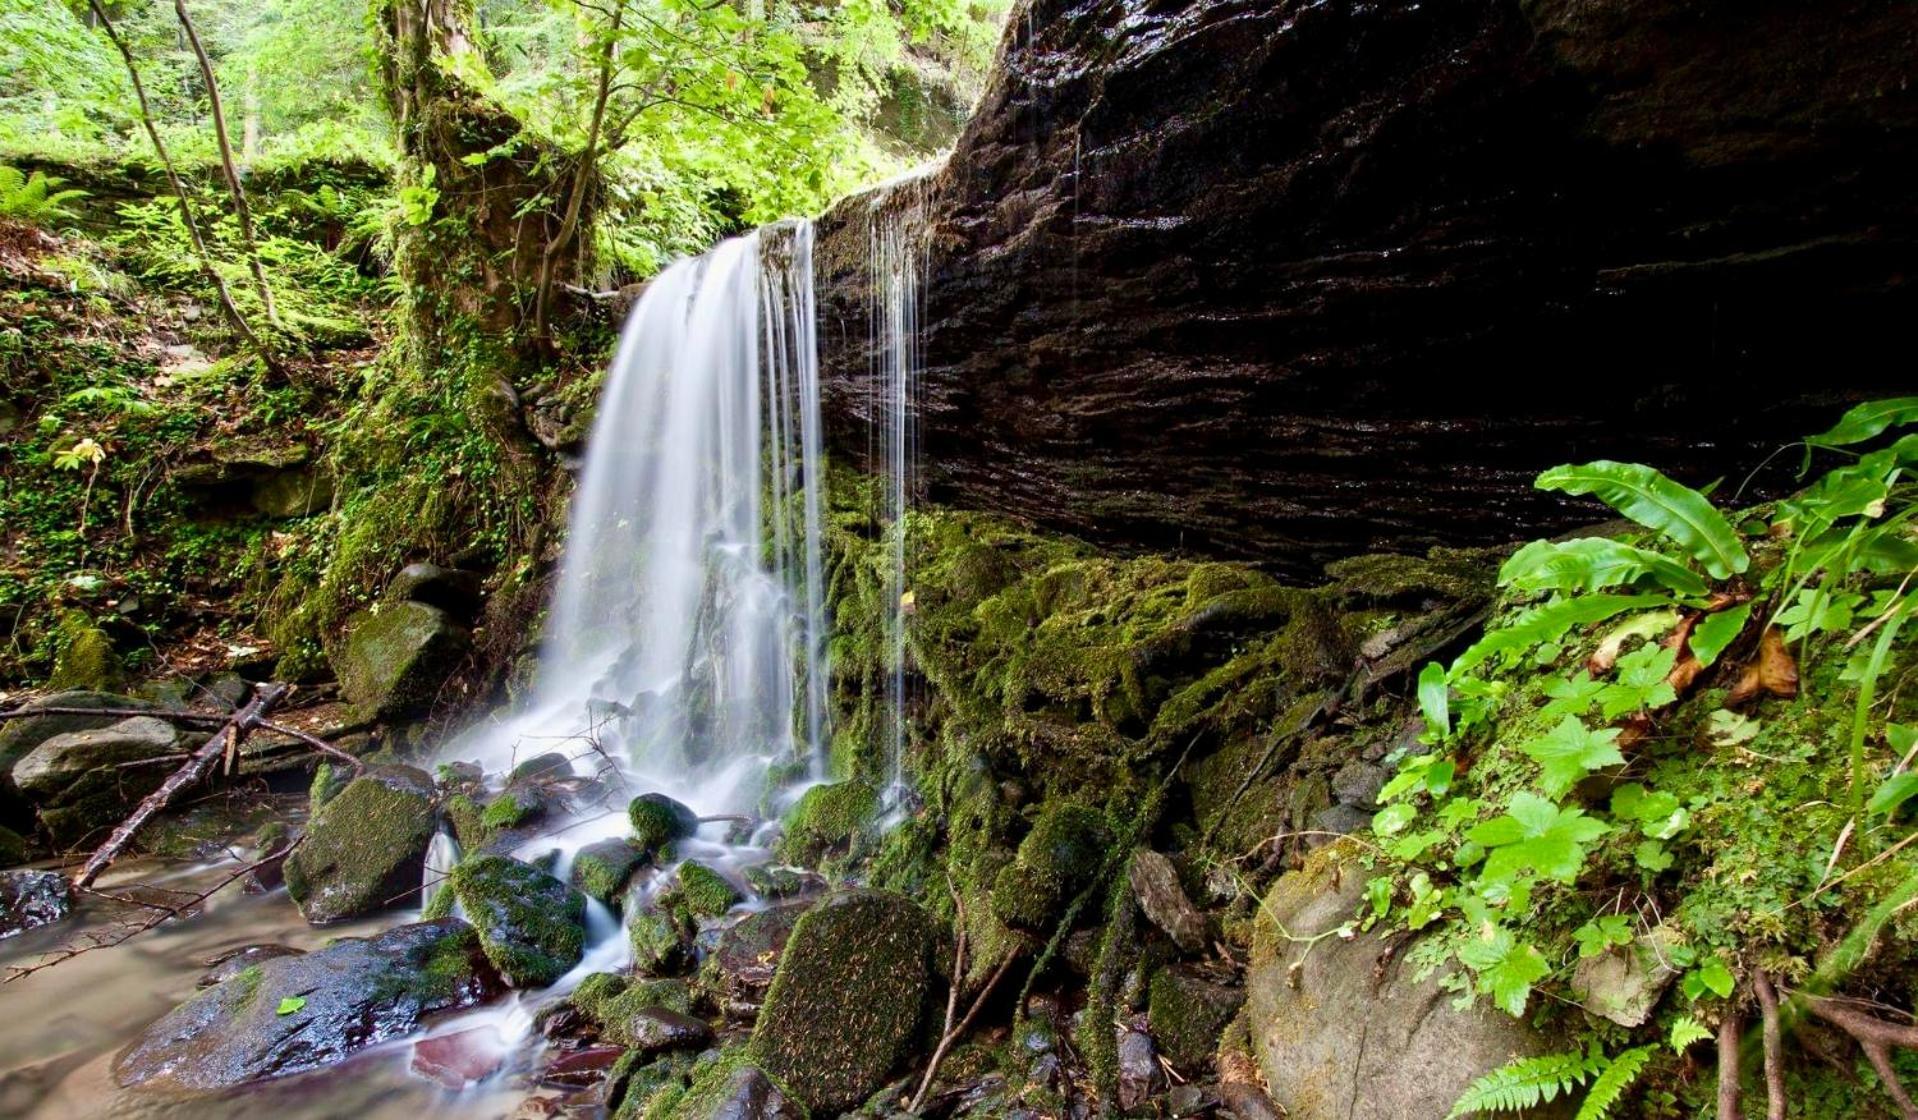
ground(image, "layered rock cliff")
xmin=815 ymin=0 xmax=1918 ymax=575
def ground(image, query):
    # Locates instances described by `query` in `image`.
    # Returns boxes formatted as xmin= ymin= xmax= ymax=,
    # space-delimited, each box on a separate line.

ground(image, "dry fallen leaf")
xmin=1727 ymin=626 xmax=1799 ymax=706
xmin=1664 ymin=614 xmax=1706 ymax=694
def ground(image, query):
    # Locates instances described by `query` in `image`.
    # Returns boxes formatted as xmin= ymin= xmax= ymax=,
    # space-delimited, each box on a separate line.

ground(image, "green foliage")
xmin=0 ymin=164 xmax=88 ymax=222
xmin=1535 ymin=461 xmax=1749 ymax=579
xmin=1573 ymin=1046 xmax=1653 ymax=1120
xmin=1500 ymin=536 xmax=1707 ymax=597
xmin=1447 ymin=1043 xmax=1651 ymax=1119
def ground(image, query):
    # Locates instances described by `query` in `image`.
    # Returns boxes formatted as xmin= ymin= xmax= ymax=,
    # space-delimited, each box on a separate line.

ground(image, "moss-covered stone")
xmin=480 ymin=786 xmax=543 ymax=831
xmin=1146 ymin=966 xmax=1244 ymax=1072
xmin=0 ymin=824 xmax=28 ymax=867
xmin=508 ymin=751 xmax=573 ymax=785
xmin=285 ymin=765 xmax=437 ymax=923
xmin=334 ymin=601 xmax=472 ymax=721
xmin=749 ymin=889 xmax=937 ymax=1113
xmin=13 ymin=716 xmax=184 ymax=848
xmin=572 ymin=837 xmax=646 ymax=907
xmin=776 ymin=780 xmax=877 ymax=865
xmin=629 ymin=908 xmax=696 ymax=976
xmin=448 ymin=853 xmax=587 ymax=987
xmin=629 ymin=792 xmax=699 ymax=854
xmin=47 ymin=611 xmax=121 ymax=692
xmin=664 ymin=860 xmax=741 ymax=921
xmin=309 ymin=761 xmax=349 ymax=812
xmin=608 ymin=1050 xmax=699 ymax=1119
xmin=990 ymin=801 xmax=1109 ymax=931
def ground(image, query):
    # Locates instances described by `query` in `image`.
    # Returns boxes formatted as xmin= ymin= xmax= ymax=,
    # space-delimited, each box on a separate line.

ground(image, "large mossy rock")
xmin=0 ymin=691 xmax=155 ymax=832
xmin=775 ymin=780 xmax=876 ymax=865
xmin=448 ymin=853 xmax=588 ymax=987
xmin=114 ymin=918 xmax=500 ymax=1092
xmin=629 ymin=792 xmax=700 ymax=854
xmin=335 ymin=601 xmax=471 ymax=721
xmin=1245 ymin=844 xmax=1566 ymax=1119
xmin=47 ymin=612 xmax=122 ymax=692
xmin=285 ymin=765 xmax=436 ymax=923
xmin=748 ymin=889 xmax=937 ymax=1113
xmin=12 ymin=716 xmax=182 ymax=847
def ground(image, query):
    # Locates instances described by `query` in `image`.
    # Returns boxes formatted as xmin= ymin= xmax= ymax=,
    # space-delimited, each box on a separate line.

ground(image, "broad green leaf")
xmin=1372 ymin=802 xmax=1418 ymax=836
xmin=1776 ymin=587 xmax=1863 ymax=642
xmin=1688 ymin=603 xmax=1751 ymax=667
xmin=1456 ymin=927 xmax=1551 ymax=1018
xmin=1417 ymin=662 xmax=1450 ymax=744
xmin=1868 ymin=771 xmax=1918 ymax=817
xmin=1596 ymin=644 xmax=1677 ymax=718
xmin=1806 ymin=397 xmax=1918 ymax=448
xmin=1682 ymin=957 xmax=1735 ymax=1001
xmin=1476 ymin=793 xmax=1610 ymax=885
xmin=276 ymin=996 xmax=306 ymax=1016
xmin=1540 ymin=671 xmax=1605 ymax=719
xmin=1634 ymin=840 xmax=1674 ymax=872
xmin=1536 ymin=461 xmax=1749 ymax=579
xmin=1500 ymin=537 xmax=1707 ymax=597
xmin=1521 ymin=716 xmax=1625 ymax=797
xmin=1452 ymin=594 xmax=1669 ymax=677
xmin=1573 ymin=914 xmax=1634 ymax=958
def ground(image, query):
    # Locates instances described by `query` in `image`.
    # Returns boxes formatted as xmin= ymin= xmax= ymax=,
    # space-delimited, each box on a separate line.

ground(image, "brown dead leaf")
xmin=1727 ymin=626 xmax=1799 ymax=706
xmin=1616 ymin=713 xmax=1654 ymax=752
xmin=1663 ymin=614 xmax=1707 ymax=695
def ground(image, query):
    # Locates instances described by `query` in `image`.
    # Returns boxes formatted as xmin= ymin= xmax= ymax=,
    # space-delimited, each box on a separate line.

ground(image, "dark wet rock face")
xmin=115 ymin=918 xmax=502 ymax=1093
xmin=0 ymin=869 xmax=71 ymax=939
xmin=814 ymin=0 xmax=1918 ymax=574
xmin=12 ymin=716 xmax=182 ymax=847
xmin=285 ymin=764 xmax=437 ymax=924
xmin=706 ymin=900 xmax=810 ymax=1015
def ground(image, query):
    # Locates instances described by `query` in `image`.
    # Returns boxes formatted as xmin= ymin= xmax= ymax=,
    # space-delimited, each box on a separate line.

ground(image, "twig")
xmin=0 ymin=706 xmax=229 ymax=723
xmin=1754 ymin=970 xmax=1787 ymax=1120
xmin=4 ymin=839 xmax=300 ymax=984
xmin=1799 ymin=993 xmax=1918 ymax=1119
xmin=256 ymin=720 xmax=365 ymax=771
xmin=73 ymin=683 xmax=288 ymax=890
xmin=908 ymin=948 xmax=1018 ymax=1114
xmin=910 ymin=877 xmax=969 ymax=1111
xmin=1719 ymin=1008 xmax=1744 ymax=1120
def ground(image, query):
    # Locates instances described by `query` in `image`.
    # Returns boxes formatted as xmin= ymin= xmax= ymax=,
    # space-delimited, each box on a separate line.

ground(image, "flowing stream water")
xmin=0 ymin=219 xmax=837 ymax=1117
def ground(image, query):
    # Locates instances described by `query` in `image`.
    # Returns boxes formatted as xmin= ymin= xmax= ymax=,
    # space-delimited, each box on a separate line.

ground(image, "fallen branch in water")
xmin=4 ymin=838 xmax=302 ymax=985
xmin=0 ymin=706 xmax=229 ymax=723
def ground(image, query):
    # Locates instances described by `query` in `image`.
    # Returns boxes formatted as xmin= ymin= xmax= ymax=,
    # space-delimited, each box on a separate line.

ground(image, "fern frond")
xmin=1447 ymin=1047 xmax=1604 ymax=1117
xmin=1574 ymin=1046 xmax=1654 ymax=1120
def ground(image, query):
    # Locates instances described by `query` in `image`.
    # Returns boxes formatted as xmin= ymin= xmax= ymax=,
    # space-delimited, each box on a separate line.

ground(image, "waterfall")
xmin=456 ymin=221 xmax=829 ymax=813
xmin=867 ymin=176 xmax=930 ymax=801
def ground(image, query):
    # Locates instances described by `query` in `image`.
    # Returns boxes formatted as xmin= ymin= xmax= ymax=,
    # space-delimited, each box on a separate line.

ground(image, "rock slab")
xmin=285 ymin=764 xmax=437 ymax=923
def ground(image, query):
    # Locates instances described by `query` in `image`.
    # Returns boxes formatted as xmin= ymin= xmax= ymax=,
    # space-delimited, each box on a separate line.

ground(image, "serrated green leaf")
xmin=1476 ymin=793 xmax=1611 ymax=884
xmin=1452 ymin=594 xmax=1670 ymax=677
xmin=1669 ymin=1015 xmax=1712 ymax=1052
xmin=1500 ymin=537 xmax=1708 ymax=597
xmin=1596 ymin=644 xmax=1677 ymax=718
xmin=1706 ymin=709 xmax=1761 ymax=746
xmin=1688 ymin=603 xmax=1751 ymax=667
xmin=1521 ymin=716 xmax=1625 ymax=797
xmin=1634 ymin=840 xmax=1674 ymax=872
xmin=1537 ymin=462 xmax=1749 ymax=579
xmin=1540 ymin=671 xmax=1605 ymax=719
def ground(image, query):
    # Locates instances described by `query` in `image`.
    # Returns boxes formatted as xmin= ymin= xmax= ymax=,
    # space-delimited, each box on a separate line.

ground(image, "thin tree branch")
xmin=174 ymin=0 xmax=279 ymax=326
xmin=536 ymin=0 xmax=625 ymax=340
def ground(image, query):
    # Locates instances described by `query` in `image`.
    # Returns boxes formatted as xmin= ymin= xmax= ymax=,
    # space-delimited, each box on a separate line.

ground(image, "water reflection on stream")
xmin=0 ymin=857 xmax=531 ymax=1120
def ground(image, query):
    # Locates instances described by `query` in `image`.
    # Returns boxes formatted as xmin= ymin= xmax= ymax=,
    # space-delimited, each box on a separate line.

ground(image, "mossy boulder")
xmin=448 ymin=853 xmax=587 ymax=987
xmin=114 ymin=918 xmax=500 ymax=1092
xmin=480 ymin=786 xmax=544 ymax=832
xmin=285 ymin=765 xmax=436 ymax=924
xmin=1147 ymin=966 xmax=1244 ymax=1072
xmin=47 ymin=611 xmax=121 ymax=693
xmin=572 ymin=837 xmax=646 ymax=907
xmin=629 ymin=792 xmax=700 ymax=854
xmin=663 ymin=860 xmax=742 ymax=921
xmin=990 ymin=802 xmax=1110 ymax=931
xmin=775 ymin=781 xmax=877 ymax=865
xmin=335 ymin=601 xmax=471 ymax=721
xmin=308 ymin=760 xmax=350 ymax=811
xmin=748 ymin=889 xmax=937 ymax=1113
xmin=668 ymin=1058 xmax=808 ymax=1120
xmin=629 ymin=907 xmax=695 ymax=976
xmin=507 ymin=750 xmax=573 ymax=786
xmin=12 ymin=716 xmax=183 ymax=847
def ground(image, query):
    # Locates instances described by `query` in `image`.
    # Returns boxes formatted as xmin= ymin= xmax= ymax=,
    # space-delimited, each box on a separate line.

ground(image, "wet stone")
xmin=0 ymin=869 xmax=71 ymax=939
xmin=197 ymin=944 xmax=304 ymax=988
xmin=411 ymin=1025 xmax=511 ymax=1089
xmin=1130 ymin=848 xmax=1208 ymax=955
xmin=622 ymin=1007 xmax=714 ymax=1055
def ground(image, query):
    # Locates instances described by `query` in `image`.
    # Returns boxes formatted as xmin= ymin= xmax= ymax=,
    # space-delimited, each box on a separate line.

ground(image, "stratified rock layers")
xmin=815 ymin=0 xmax=1918 ymax=575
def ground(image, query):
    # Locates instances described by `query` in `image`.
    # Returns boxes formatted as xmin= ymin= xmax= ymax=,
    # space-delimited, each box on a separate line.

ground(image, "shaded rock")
xmin=508 ymin=750 xmax=575 ymax=786
xmin=629 ymin=792 xmax=700 ymax=854
xmin=410 ymin=1025 xmax=510 ymax=1089
xmin=541 ymin=1044 xmax=627 ymax=1088
xmin=622 ymin=1008 xmax=714 ymax=1055
xmin=0 ymin=869 xmax=70 ymax=939
xmin=1117 ymin=1024 xmax=1165 ymax=1112
xmin=572 ymin=837 xmax=646 ymax=907
xmin=682 ymin=1062 xmax=808 ymax=1120
xmin=742 ymin=864 xmax=825 ymax=901
xmin=285 ymin=764 xmax=436 ymax=923
xmin=813 ymin=0 xmax=1918 ymax=575
xmin=251 ymin=465 xmax=334 ymax=518
xmin=706 ymin=900 xmax=810 ymax=1013
xmin=629 ymin=907 xmax=696 ymax=977
xmin=387 ymin=562 xmax=485 ymax=617
xmin=1130 ymin=849 xmax=1207 ymax=954
xmin=0 ymin=823 xmax=28 ymax=867
xmin=1331 ymin=760 xmax=1388 ymax=811
xmin=990 ymin=802 xmax=1109 ymax=931
xmin=13 ymin=716 xmax=182 ymax=847
xmin=450 ymin=853 xmax=588 ymax=987
xmin=750 ymin=889 xmax=937 ymax=1113
xmin=1 ymin=692 xmax=157 ymax=832
xmin=1246 ymin=843 xmax=1566 ymax=1119
xmin=197 ymin=944 xmax=304 ymax=988
xmin=1571 ymin=930 xmax=1682 ymax=1028
xmin=1309 ymin=803 xmax=1373 ymax=837
xmin=114 ymin=918 xmax=501 ymax=1092
xmin=336 ymin=601 xmax=471 ymax=721
xmin=1147 ymin=966 xmax=1244 ymax=1072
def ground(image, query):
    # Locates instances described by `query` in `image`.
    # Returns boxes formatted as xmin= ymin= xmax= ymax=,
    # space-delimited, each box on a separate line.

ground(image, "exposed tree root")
xmin=1719 ymin=1008 xmax=1744 ymax=1120
xmin=1754 ymin=970 xmax=1787 ymax=1120
xmin=1797 ymin=992 xmax=1918 ymax=1120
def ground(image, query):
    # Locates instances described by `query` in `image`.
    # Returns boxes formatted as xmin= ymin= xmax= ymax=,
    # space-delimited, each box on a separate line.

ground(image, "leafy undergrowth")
xmin=1365 ymin=400 xmax=1918 ymax=1117
xmin=0 ymin=170 xmax=385 ymax=689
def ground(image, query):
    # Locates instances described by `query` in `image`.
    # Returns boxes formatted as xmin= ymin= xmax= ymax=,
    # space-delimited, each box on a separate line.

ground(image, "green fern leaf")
xmin=1574 ymin=1046 xmax=1654 ymax=1120
xmin=1536 ymin=462 xmax=1748 ymax=579
xmin=1500 ymin=537 xmax=1706 ymax=597
xmin=1807 ymin=397 xmax=1918 ymax=448
xmin=1447 ymin=1048 xmax=1603 ymax=1117
xmin=1451 ymin=594 xmax=1668 ymax=677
